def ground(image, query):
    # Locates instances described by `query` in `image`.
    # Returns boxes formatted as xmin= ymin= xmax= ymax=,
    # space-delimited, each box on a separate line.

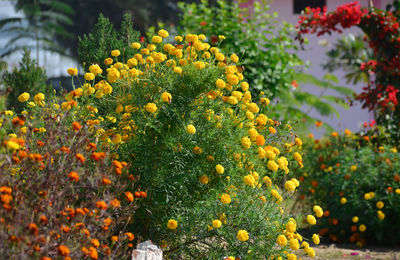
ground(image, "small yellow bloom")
xmin=276 ymin=234 xmax=287 ymax=246
xmin=359 ymin=224 xmax=366 ymax=232
xmin=111 ymin=50 xmax=120 ymax=57
xmin=131 ymin=42 xmax=141 ymax=49
xmin=18 ymin=92 xmax=30 ymax=103
xmin=220 ymin=193 xmax=231 ymax=204
xmin=84 ymin=72 xmax=95 ymax=81
xmin=145 ymin=103 xmax=158 ymax=113
xmin=186 ymin=124 xmax=196 ymax=134
xmin=161 ymin=92 xmax=172 ymax=103
xmin=167 ymin=219 xmax=178 ymax=230
xmin=340 ymin=197 xmax=347 ymax=204
xmin=67 ymin=68 xmax=78 ymax=76
xmin=152 ymin=35 xmax=162 ymax=44
xmin=237 ymin=230 xmax=249 ymax=242
xmin=312 ymin=234 xmax=320 ymax=245
xmin=352 ymin=216 xmax=359 ymax=223
xmin=376 ymin=201 xmax=384 ymax=209
xmin=284 ymin=180 xmax=296 ymax=191
xmin=158 ymin=29 xmax=169 ymax=38
xmin=212 ymin=220 xmax=222 ymax=228
xmin=306 ymin=215 xmax=316 ymax=225
xmin=215 ymin=164 xmax=224 ymax=174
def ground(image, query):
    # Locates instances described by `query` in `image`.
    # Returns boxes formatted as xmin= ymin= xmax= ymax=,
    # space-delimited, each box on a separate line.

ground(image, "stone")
xmin=132 ymin=240 xmax=163 ymax=260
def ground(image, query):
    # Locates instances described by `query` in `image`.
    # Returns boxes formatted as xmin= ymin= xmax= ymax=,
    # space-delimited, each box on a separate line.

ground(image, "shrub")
xmin=78 ymin=13 xmax=140 ymax=74
xmin=0 ymin=99 xmax=143 ymax=258
xmin=67 ymin=30 xmax=321 ymax=258
xmin=2 ymin=49 xmax=52 ymax=113
xmin=295 ymin=129 xmax=400 ymax=246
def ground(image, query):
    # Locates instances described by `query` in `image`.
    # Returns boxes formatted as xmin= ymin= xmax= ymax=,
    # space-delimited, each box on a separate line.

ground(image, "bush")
xmin=295 ymin=129 xmax=400 ymax=246
xmin=67 ymin=30 xmax=321 ymax=258
xmin=0 ymin=100 xmax=143 ymax=258
xmin=78 ymin=13 xmax=140 ymax=74
xmin=2 ymin=49 xmax=52 ymax=113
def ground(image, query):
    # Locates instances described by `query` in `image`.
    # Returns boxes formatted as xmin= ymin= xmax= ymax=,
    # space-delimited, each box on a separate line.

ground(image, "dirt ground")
xmin=301 ymin=244 xmax=400 ymax=260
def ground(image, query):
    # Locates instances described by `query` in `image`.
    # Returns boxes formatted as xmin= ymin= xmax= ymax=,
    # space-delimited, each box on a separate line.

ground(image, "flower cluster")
xmin=0 ymin=102 xmax=143 ymax=258
xmin=60 ymin=29 xmax=321 ymax=258
xmin=295 ymin=129 xmax=400 ymax=246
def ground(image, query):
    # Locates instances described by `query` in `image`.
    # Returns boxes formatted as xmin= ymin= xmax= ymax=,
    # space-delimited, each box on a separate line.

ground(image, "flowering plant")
xmin=65 ymin=29 xmax=323 ymax=258
xmin=294 ymin=128 xmax=400 ymax=246
xmin=0 ymin=101 xmax=143 ymax=258
xmin=297 ymin=1 xmax=400 ymax=142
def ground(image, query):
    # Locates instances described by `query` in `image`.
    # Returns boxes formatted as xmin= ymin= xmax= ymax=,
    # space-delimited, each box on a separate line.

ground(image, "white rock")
xmin=132 ymin=240 xmax=163 ymax=260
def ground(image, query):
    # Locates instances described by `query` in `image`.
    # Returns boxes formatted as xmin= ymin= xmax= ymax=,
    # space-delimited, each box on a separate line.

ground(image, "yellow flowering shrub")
xmin=18 ymin=30 xmax=319 ymax=258
xmin=295 ymin=129 xmax=400 ymax=246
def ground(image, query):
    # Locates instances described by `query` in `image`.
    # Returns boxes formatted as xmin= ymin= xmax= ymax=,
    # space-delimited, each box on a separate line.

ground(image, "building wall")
xmin=266 ymin=0 xmax=391 ymax=136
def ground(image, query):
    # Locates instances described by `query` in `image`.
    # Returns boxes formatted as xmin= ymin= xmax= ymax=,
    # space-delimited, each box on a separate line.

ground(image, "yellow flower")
xmin=340 ymin=197 xmax=347 ymax=204
xmin=395 ymin=188 xmax=400 ymax=194
xmin=294 ymin=137 xmax=302 ymax=146
xmin=161 ymin=92 xmax=172 ymax=103
xmin=227 ymin=96 xmax=238 ymax=105
xmin=220 ymin=193 xmax=231 ymax=204
xmin=18 ymin=92 xmax=30 ymax=102
xmin=215 ymin=53 xmax=225 ymax=62
xmin=145 ymin=103 xmax=158 ymax=113
xmin=359 ymin=224 xmax=366 ymax=232
xmin=376 ymin=201 xmax=384 ymax=209
xmin=267 ymin=160 xmax=279 ymax=172
xmin=84 ymin=72 xmax=95 ymax=81
xmin=306 ymin=248 xmax=316 ymax=258
xmin=167 ymin=219 xmax=178 ymax=230
xmin=262 ymin=176 xmax=272 ymax=187
xmin=152 ymin=35 xmax=162 ymax=44
xmin=174 ymin=36 xmax=183 ymax=42
xmin=352 ymin=216 xmax=359 ymax=223
xmin=276 ymin=234 xmax=287 ymax=246
xmin=243 ymin=175 xmax=255 ymax=187
xmin=173 ymin=66 xmax=182 ymax=74
xmin=194 ymin=61 xmax=205 ymax=70
xmin=198 ymin=175 xmax=209 ymax=184
xmin=107 ymin=67 xmax=120 ymax=83
xmin=313 ymin=205 xmax=323 ymax=218
xmin=377 ymin=210 xmax=385 ymax=220
xmin=131 ymin=42 xmax=141 ymax=49
xmin=350 ymin=165 xmax=357 ymax=171
xmin=215 ymin=164 xmax=224 ymax=174
xmin=216 ymin=79 xmax=226 ymax=89
xmin=212 ymin=220 xmax=222 ymax=228
xmin=286 ymin=220 xmax=296 ymax=233
xmin=67 ymin=68 xmax=78 ymax=76
xmin=289 ymin=238 xmax=300 ymax=250
xmin=241 ymin=137 xmax=251 ymax=149
xmin=111 ymin=50 xmax=120 ymax=57
xmin=237 ymin=230 xmax=249 ymax=242
xmin=287 ymin=254 xmax=297 ymax=260
xmin=284 ymin=180 xmax=296 ymax=191
xmin=226 ymin=74 xmax=239 ymax=85
xmin=186 ymin=124 xmax=196 ymax=134
xmin=6 ymin=140 xmax=20 ymax=150
xmin=312 ymin=234 xmax=320 ymax=245
xmin=293 ymin=152 xmax=302 ymax=162
xmin=230 ymin=54 xmax=239 ymax=63
xmin=34 ymin=93 xmax=45 ymax=106
xmin=158 ymin=29 xmax=169 ymax=38
xmin=306 ymin=215 xmax=316 ymax=225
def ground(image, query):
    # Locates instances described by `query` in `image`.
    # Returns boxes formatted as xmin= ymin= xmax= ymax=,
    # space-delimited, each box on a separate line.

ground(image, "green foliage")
xmin=2 ymin=49 xmax=52 ymax=113
xmin=323 ymin=34 xmax=372 ymax=85
xmin=177 ymin=0 xmax=353 ymax=133
xmin=71 ymin=29 xmax=318 ymax=258
xmin=0 ymin=0 xmax=74 ymax=60
xmin=294 ymin=131 xmax=400 ymax=245
xmin=78 ymin=13 xmax=140 ymax=73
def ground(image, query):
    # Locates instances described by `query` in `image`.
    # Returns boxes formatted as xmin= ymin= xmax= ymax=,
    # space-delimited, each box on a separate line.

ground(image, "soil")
xmin=301 ymin=244 xmax=400 ymax=260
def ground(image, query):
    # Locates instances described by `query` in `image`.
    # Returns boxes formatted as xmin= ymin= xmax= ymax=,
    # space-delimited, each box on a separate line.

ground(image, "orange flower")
xmin=12 ymin=116 xmax=25 ymax=126
xmin=139 ymin=191 xmax=147 ymax=198
xmin=324 ymin=210 xmax=330 ymax=217
xmin=111 ymin=236 xmax=119 ymax=242
xmin=58 ymin=245 xmax=70 ymax=256
xmin=91 ymin=152 xmax=106 ymax=161
xmin=315 ymin=121 xmax=323 ymax=127
xmin=61 ymin=225 xmax=71 ymax=233
xmin=76 ymin=153 xmax=85 ymax=163
xmin=1 ymin=194 xmax=12 ymax=204
xmin=125 ymin=232 xmax=135 ymax=241
xmin=60 ymin=146 xmax=70 ymax=153
xmin=72 ymin=122 xmax=82 ymax=131
xmin=103 ymin=218 xmax=112 ymax=227
xmin=125 ymin=191 xmax=134 ymax=202
xmin=68 ymin=171 xmax=79 ymax=182
xmin=39 ymin=215 xmax=48 ymax=224
xmin=95 ymin=201 xmax=108 ymax=210
xmin=110 ymin=198 xmax=120 ymax=208
xmin=37 ymin=140 xmax=45 ymax=147
xmin=101 ymin=177 xmax=112 ymax=185
xmin=89 ymin=247 xmax=98 ymax=259
xmin=319 ymin=228 xmax=329 ymax=235
xmin=351 ymin=225 xmax=358 ymax=232
xmin=28 ymin=223 xmax=39 ymax=235
xmin=18 ymin=150 xmax=27 ymax=159
xmin=91 ymin=239 xmax=100 ymax=248
xmin=387 ymin=187 xmax=393 ymax=193
xmin=41 ymin=257 xmax=52 ymax=260
xmin=86 ymin=142 xmax=97 ymax=151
